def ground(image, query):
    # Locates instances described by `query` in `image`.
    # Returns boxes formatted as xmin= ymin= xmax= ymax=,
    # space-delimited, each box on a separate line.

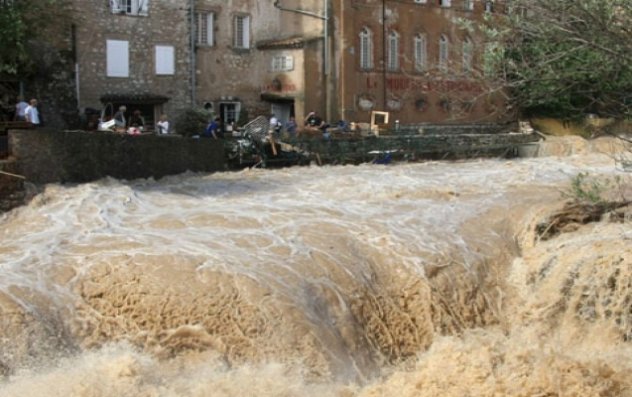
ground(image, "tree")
xmin=0 ymin=0 xmax=67 ymax=76
xmin=484 ymin=0 xmax=632 ymax=120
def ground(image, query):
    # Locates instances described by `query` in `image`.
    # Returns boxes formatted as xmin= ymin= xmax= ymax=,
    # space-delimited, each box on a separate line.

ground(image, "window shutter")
xmin=286 ymin=56 xmax=294 ymax=71
xmin=138 ymin=0 xmax=148 ymax=16
xmin=106 ymin=40 xmax=129 ymax=77
xmin=155 ymin=45 xmax=175 ymax=75
xmin=207 ymin=13 xmax=214 ymax=45
xmin=243 ymin=16 xmax=250 ymax=49
xmin=110 ymin=0 xmax=122 ymax=13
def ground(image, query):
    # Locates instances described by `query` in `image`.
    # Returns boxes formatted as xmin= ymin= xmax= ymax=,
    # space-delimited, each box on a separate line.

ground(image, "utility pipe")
xmin=190 ymin=0 xmax=196 ymax=106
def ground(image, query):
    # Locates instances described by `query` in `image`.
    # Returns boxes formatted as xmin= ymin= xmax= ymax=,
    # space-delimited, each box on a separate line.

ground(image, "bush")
xmin=173 ymin=108 xmax=211 ymax=137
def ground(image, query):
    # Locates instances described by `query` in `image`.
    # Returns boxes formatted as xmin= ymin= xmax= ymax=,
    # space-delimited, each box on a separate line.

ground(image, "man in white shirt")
xmin=24 ymin=98 xmax=40 ymax=126
xmin=14 ymin=97 xmax=28 ymax=121
xmin=156 ymin=114 xmax=170 ymax=134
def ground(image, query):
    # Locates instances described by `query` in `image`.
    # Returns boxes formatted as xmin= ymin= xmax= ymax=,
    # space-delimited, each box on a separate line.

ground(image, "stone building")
xmin=330 ymin=0 xmax=508 ymax=125
xmin=191 ymin=0 xmax=508 ymax=128
xmin=48 ymin=0 xmax=506 ymax=130
xmin=192 ymin=0 xmax=326 ymax=128
xmin=71 ymin=0 xmax=193 ymax=129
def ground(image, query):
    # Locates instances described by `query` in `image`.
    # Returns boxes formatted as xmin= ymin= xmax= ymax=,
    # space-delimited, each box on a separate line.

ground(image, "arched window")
xmin=359 ymin=27 xmax=373 ymax=70
xmin=387 ymin=31 xmax=400 ymax=71
xmin=462 ymin=38 xmax=473 ymax=74
xmin=439 ymin=34 xmax=449 ymax=72
xmin=414 ymin=33 xmax=427 ymax=72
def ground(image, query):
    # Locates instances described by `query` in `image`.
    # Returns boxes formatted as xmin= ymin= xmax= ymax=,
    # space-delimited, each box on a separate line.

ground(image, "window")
xmin=220 ymin=102 xmax=241 ymax=124
xmin=387 ymin=31 xmax=399 ymax=71
xmin=359 ymin=27 xmax=373 ymax=70
xmin=464 ymin=0 xmax=474 ymax=11
xmin=462 ymin=38 xmax=473 ymax=74
xmin=439 ymin=0 xmax=451 ymax=7
xmin=485 ymin=1 xmax=494 ymax=12
xmin=414 ymin=33 xmax=427 ymax=72
xmin=195 ymin=12 xmax=214 ymax=46
xmin=106 ymin=39 xmax=129 ymax=77
xmin=483 ymin=42 xmax=499 ymax=77
xmin=155 ymin=45 xmax=175 ymax=75
xmin=271 ymin=56 xmax=294 ymax=72
xmin=233 ymin=15 xmax=250 ymax=49
xmin=439 ymin=34 xmax=449 ymax=72
xmin=110 ymin=0 xmax=149 ymax=16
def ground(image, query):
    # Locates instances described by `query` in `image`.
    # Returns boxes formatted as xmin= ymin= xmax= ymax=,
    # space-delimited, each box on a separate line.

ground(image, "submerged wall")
xmin=8 ymin=130 xmax=226 ymax=184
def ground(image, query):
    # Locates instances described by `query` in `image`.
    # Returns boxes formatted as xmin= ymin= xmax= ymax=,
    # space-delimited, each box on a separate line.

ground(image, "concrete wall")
xmin=9 ymin=130 xmax=225 ymax=184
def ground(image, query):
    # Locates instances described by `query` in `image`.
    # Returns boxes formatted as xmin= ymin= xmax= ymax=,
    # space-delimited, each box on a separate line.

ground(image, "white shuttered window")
xmin=106 ymin=39 xmax=129 ymax=77
xmin=234 ymin=15 xmax=250 ymax=49
xmin=359 ymin=27 xmax=373 ymax=70
xmin=155 ymin=45 xmax=175 ymax=75
xmin=196 ymin=12 xmax=214 ymax=46
xmin=414 ymin=33 xmax=427 ymax=72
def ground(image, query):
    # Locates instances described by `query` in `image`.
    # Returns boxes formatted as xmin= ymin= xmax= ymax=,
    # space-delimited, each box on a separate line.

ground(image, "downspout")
xmin=324 ymin=0 xmax=330 ymax=121
xmin=382 ymin=0 xmax=387 ymax=110
xmin=339 ymin=0 xmax=345 ymax=121
xmin=190 ymin=0 xmax=196 ymax=106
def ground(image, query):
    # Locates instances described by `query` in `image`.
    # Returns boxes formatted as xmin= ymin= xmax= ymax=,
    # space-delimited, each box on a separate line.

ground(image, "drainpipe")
xmin=273 ymin=0 xmax=329 ymax=120
xmin=190 ymin=0 xmax=196 ymax=106
xmin=339 ymin=0 xmax=345 ymax=121
xmin=382 ymin=0 xmax=387 ymax=110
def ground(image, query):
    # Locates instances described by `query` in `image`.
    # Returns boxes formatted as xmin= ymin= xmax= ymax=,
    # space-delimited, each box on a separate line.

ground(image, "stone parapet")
xmin=9 ymin=130 xmax=226 ymax=184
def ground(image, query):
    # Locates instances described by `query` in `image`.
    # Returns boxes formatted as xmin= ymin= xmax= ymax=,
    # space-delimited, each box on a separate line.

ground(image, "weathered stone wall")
xmin=8 ymin=130 xmax=225 ymax=184
xmin=72 ymin=0 xmax=192 ymax=118
xmin=0 ymin=159 xmax=26 ymax=212
xmin=295 ymin=132 xmax=540 ymax=164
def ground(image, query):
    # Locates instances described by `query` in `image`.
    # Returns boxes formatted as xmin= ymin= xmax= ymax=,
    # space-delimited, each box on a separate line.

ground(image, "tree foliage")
xmin=486 ymin=0 xmax=632 ymax=119
xmin=0 ymin=0 xmax=66 ymax=76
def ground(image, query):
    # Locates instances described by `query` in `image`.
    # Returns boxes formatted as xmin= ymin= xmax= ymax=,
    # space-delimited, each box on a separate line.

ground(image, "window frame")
xmin=439 ymin=34 xmax=449 ymax=72
xmin=195 ymin=11 xmax=214 ymax=47
xmin=462 ymin=38 xmax=473 ymax=74
xmin=359 ymin=27 xmax=374 ymax=70
xmin=155 ymin=45 xmax=175 ymax=76
xmin=271 ymin=55 xmax=294 ymax=72
xmin=233 ymin=14 xmax=251 ymax=50
xmin=110 ymin=0 xmax=149 ymax=16
xmin=106 ymin=39 xmax=129 ymax=78
xmin=387 ymin=31 xmax=400 ymax=72
xmin=414 ymin=33 xmax=427 ymax=72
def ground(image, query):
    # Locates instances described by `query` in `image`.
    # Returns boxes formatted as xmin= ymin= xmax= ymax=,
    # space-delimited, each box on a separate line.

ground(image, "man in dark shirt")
xmin=204 ymin=117 xmax=223 ymax=139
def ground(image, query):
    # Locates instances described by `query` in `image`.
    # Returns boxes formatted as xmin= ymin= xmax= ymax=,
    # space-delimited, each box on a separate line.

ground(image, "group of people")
xmin=111 ymin=105 xmax=170 ymax=134
xmin=12 ymin=97 xmax=42 ymax=126
xmin=266 ymin=111 xmax=327 ymax=139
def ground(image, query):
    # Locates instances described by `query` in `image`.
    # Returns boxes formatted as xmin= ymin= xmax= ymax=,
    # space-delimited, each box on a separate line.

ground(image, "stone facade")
xmin=71 ymin=0 xmax=193 ymax=129
xmin=330 ymin=0 xmax=509 ymax=125
xmin=41 ymin=0 xmax=509 ymax=131
xmin=193 ymin=0 xmax=325 ymax=128
xmin=191 ymin=0 xmax=509 ymax=128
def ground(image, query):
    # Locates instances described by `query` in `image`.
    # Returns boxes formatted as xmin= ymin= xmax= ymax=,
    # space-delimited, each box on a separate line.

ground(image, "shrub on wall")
xmin=174 ymin=108 xmax=211 ymax=137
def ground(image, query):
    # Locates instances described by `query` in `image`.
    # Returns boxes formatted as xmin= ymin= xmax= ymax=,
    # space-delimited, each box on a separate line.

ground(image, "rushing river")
xmin=1 ymin=137 xmax=631 ymax=396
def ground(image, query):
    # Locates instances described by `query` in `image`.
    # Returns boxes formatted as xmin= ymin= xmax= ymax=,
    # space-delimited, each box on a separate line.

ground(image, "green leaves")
xmin=489 ymin=0 xmax=632 ymax=119
xmin=0 ymin=0 xmax=67 ymax=76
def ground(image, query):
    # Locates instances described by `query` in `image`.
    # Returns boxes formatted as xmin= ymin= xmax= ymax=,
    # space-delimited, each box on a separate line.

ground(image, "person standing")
xmin=113 ymin=106 xmax=127 ymax=129
xmin=285 ymin=116 xmax=297 ymax=137
xmin=24 ymin=99 xmax=40 ymax=126
xmin=204 ymin=117 xmax=223 ymax=139
xmin=156 ymin=114 xmax=170 ymax=134
xmin=15 ymin=97 xmax=29 ymax=121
